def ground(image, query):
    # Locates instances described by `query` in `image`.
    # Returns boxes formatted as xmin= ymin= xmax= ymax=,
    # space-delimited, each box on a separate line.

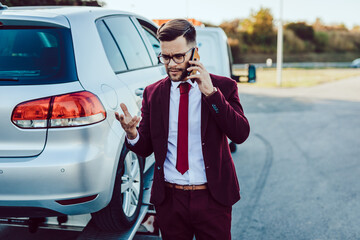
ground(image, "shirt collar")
xmin=171 ymin=79 xmax=197 ymax=90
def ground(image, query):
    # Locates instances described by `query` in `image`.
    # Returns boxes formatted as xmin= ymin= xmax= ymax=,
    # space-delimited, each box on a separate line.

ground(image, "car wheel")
xmin=229 ymin=141 xmax=237 ymax=153
xmin=92 ymin=145 xmax=144 ymax=231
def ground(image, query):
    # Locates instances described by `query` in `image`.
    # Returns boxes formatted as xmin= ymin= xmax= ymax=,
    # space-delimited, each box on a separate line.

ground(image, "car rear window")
xmin=0 ymin=27 xmax=77 ymax=85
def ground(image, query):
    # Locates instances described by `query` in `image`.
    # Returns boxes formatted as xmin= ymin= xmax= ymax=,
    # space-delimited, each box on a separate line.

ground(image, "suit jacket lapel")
xmin=201 ymin=76 xmax=216 ymax=140
xmin=160 ymin=77 xmax=171 ymax=140
xmin=201 ymin=94 xmax=210 ymax=140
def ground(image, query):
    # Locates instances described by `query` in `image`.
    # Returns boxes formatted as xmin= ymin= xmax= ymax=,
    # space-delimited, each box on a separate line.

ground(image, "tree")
xmin=312 ymin=18 xmax=348 ymax=32
xmin=285 ymin=22 xmax=314 ymax=41
xmin=241 ymin=7 xmax=276 ymax=46
xmin=313 ymin=18 xmax=326 ymax=31
xmin=351 ymin=25 xmax=360 ymax=32
xmin=2 ymin=0 xmax=104 ymax=7
xmin=219 ymin=19 xmax=241 ymax=36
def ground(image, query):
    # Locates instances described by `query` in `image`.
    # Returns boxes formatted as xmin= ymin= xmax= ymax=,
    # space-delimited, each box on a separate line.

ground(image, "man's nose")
xmin=168 ymin=58 xmax=177 ymax=67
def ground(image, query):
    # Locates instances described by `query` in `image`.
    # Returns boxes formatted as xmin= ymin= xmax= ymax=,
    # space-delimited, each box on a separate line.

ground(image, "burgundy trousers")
xmin=155 ymin=185 xmax=232 ymax=240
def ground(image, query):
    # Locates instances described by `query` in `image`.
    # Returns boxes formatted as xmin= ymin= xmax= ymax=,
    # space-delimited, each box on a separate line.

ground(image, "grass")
xmin=233 ymin=68 xmax=360 ymax=88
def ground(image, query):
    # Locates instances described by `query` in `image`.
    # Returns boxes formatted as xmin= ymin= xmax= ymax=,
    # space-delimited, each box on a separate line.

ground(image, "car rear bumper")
xmin=0 ymin=120 xmax=124 ymax=216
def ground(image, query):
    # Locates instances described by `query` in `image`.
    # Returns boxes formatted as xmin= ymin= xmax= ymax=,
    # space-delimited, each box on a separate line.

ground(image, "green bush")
xmin=285 ymin=22 xmax=315 ymax=41
xmin=283 ymin=29 xmax=306 ymax=53
xmin=314 ymin=31 xmax=329 ymax=53
xmin=328 ymin=31 xmax=357 ymax=52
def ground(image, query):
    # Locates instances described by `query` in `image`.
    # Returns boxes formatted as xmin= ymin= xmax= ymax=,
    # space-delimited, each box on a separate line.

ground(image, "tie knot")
xmin=179 ymin=82 xmax=191 ymax=95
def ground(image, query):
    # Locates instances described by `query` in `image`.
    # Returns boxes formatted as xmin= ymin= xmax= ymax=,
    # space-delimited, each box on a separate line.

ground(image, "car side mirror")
xmin=232 ymin=64 xmax=256 ymax=83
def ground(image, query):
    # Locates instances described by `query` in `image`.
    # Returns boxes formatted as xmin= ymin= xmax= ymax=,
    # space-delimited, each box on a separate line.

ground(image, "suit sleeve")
xmin=125 ymin=87 xmax=154 ymax=158
xmin=203 ymin=80 xmax=250 ymax=144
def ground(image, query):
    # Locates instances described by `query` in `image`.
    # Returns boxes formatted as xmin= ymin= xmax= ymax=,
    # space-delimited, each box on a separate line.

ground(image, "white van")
xmin=196 ymin=27 xmax=254 ymax=153
xmin=196 ymin=27 xmax=233 ymax=78
xmin=196 ymin=27 xmax=256 ymax=83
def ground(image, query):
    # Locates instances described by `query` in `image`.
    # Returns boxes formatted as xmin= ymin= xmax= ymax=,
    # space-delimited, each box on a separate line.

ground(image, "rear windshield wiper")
xmin=0 ymin=78 xmax=19 ymax=81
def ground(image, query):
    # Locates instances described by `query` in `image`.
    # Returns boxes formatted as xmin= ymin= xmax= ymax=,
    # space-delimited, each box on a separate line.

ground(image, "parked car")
xmin=0 ymin=5 xmax=166 ymax=231
xmin=350 ymin=58 xmax=360 ymax=68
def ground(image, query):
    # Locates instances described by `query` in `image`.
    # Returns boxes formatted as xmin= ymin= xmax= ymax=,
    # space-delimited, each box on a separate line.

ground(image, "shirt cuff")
xmin=126 ymin=133 xmax=139 ymax=146
xmin=206 ymin=87 xmax=217 ymax=97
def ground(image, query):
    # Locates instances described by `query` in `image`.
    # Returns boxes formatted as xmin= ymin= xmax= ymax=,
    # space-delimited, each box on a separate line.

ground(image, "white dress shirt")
xmin=128 ymin=79 xmax=207 ymax=185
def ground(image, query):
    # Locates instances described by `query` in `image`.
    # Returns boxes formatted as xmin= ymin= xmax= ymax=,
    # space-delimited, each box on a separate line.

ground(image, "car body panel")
xmin=0 ymin=82 xmax=84 ymax=157
xmin=0 ymin=119 xmax=121 ymax=215
xmin=0 ymin=7 xmax=70 ymax=28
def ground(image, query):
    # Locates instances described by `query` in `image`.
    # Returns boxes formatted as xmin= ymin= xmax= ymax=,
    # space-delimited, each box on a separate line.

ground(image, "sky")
xmin=103 ymin=0 xmax=360 ymax=29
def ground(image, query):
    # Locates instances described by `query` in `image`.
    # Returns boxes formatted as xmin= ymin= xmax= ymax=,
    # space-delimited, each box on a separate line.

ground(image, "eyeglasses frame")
xmin=158 ymin=47 xmax=195 ymax=64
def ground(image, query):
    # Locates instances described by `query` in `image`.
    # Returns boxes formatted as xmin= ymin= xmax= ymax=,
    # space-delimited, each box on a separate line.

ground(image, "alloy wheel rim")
xmin=121 ymin=152 xmax=141 ymax=217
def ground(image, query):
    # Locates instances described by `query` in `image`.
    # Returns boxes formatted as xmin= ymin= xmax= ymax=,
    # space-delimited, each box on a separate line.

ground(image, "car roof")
xmin=0 ymin=6 xmax=154 ymax=28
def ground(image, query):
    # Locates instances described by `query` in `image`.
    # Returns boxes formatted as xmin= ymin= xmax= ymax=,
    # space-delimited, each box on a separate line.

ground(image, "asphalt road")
xmin=232 ymin=75 xmax=360 ymax=240
xmin=1 ymin=76 xmax=360 ymax=239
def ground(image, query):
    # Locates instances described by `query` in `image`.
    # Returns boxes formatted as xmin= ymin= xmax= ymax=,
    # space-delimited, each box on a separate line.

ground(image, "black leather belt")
xmin=165 ymin=182 xmax=207 ymax=191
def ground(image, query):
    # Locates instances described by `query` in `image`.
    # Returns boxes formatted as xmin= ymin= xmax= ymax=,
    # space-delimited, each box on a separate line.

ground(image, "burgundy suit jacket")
xmin=125 ymin=74 xmax=250 ymax=207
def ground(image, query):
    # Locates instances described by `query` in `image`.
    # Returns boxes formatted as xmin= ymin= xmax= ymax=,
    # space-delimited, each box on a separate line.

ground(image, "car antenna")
xmin=0 ymin=2 xmax=8 ymax=10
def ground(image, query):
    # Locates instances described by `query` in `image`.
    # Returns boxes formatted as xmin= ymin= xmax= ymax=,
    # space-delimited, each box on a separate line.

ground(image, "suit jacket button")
xmin=157 ymin=166 xmax=161 ymax=170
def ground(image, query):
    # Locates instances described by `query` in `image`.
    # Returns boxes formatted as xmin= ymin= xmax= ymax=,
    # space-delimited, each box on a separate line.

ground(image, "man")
xmin=115 ymin=19 xmax=250 ymax=240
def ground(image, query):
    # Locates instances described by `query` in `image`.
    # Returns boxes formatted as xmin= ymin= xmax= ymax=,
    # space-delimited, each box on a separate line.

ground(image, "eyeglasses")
xmin=158 ymin=48 xmax=194 ymax=64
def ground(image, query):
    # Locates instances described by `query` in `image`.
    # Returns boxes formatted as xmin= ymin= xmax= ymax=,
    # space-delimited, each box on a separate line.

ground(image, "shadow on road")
xmin=232 ymin=90 xmax=360 ymax=239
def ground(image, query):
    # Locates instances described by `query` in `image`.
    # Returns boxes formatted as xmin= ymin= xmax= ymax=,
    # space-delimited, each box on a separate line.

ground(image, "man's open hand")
xmin=115 ymin=103 xmax=140 ymax=140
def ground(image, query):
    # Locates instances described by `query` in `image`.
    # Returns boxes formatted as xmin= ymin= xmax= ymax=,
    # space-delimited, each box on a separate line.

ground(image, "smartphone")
xmin=187 ymin=48 xmax=200 ymax=76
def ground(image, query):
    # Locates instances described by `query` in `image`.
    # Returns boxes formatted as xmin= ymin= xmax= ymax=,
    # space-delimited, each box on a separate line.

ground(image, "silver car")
xmin=351 ymin=58 xmax=360 ymax=68
xmin=0 ymin=5 xmax=165 ymax=230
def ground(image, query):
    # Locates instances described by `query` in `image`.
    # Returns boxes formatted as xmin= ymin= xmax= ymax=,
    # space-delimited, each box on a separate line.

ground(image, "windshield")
xmin=0 ymin=27 xmax=77 ymax=85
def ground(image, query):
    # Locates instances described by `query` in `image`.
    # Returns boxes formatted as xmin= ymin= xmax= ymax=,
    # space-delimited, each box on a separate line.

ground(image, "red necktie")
xmin=176 ymin=82 xmax=191 ymax=175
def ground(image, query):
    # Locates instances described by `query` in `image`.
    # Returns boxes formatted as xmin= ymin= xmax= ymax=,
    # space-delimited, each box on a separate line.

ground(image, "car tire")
xmin=91 ymin=145 xmax=144 ymax=231
xmin=229 ymin=141 xmax=237 ymax=153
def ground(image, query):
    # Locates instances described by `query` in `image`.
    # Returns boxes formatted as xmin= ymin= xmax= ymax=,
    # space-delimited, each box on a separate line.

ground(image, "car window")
xmin=96 ymin=20 xmax=127 ymax=73
xmin=104 ymin=17 xmax=152 ymax=70
xmin=143 ymin=28 xmax=161 ymax=58
xmin=0 ymin=27 xmax=77 ymax=85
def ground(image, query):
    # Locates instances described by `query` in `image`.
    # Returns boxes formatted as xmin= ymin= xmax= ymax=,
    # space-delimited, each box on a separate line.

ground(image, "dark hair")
xmin=157 ymin=19 xmax=196 ymax=45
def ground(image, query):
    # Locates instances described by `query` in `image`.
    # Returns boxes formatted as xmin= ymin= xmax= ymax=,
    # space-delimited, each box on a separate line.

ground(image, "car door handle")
xmin=135 ymin=87 xmax=144 ymax=97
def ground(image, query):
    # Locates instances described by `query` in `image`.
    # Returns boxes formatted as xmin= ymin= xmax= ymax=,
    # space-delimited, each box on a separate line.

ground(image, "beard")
xmin=166 ymin=62 xmax=190 ymax=82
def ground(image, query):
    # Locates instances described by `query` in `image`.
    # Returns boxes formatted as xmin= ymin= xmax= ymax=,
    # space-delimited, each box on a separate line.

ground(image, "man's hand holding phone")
xmin=187 ymin=57 xmax=216 ymax=97
xmin=187 ymin=48 xmax=200 ymax=76
xmin=115 ymin=103 xmax=140 ymax=140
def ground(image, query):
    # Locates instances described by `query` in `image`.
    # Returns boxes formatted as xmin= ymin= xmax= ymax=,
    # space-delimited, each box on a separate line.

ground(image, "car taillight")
xmin=12 ymin=91 xmax=106 ymax=129
xmin=11 ymin=98 xmax=51 ymax=128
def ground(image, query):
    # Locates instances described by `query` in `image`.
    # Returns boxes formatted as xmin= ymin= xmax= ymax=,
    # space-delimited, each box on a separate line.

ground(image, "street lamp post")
xmin=276 ymin=0 xmax=283 ymax=87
